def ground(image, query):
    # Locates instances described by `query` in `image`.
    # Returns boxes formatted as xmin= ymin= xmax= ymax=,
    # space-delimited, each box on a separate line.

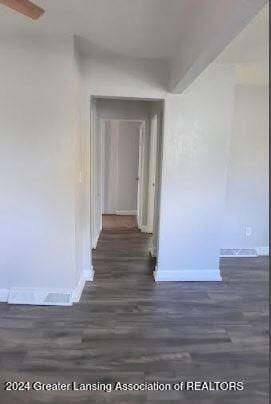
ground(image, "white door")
xmin=116 ymin=121 xmax=139 ymax=215
xmin=102 ymin=120 xmax=140 ymax=216
xmin=147 ymin=115 xmax=158 ymax=233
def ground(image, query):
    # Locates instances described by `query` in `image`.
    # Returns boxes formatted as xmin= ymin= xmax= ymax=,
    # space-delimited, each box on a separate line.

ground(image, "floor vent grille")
xmin=220 ymin=248 xmax=258 ymax=258
xmin=8 ymin=289 xmax=73 ymax=306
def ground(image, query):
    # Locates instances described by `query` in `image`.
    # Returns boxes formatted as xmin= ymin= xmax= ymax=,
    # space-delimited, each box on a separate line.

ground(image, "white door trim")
xmin=90 ymin=104 xmax=97 ymax=249
xmin=90 ymin=111 xmax=104 ymax=250
xmin=137 ymin=121 xmax=146 ymax=230
xmin=100 ymin=120 xmax=105 ymax=216
xmin=147 ymin=114 xmax=158 ymax=233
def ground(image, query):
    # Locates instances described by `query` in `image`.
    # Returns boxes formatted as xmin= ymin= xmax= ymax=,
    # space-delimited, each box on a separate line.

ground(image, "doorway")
xmin=101 ymin=119 xmax=143 ymax=229
xmin=90 ymin=97 xmax=164 ymax=275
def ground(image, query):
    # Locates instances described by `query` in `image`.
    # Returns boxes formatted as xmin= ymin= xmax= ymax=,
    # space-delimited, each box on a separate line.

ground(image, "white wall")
xmin=76 ymin=54 xmax=167 ymax=266
xmin=102 ymin=121 xmax=118 ymax=214
xmin=80 ymin=53 xmax=167 ymax=100
xmin=1 ymin=31 xmax=264 ymax=304
xmin=97 ymin=99 xmax=151 ymax=121
xmin=149 ymin=101 xmax=164 ymax=255
xmin=156 ymin=63 xmax=235 ymax=280
xmin=221 ymin=84 xmax=269 ymax=250
xmin=74 ymin=39 xmax=86 ymax=285
xmin=78 ymin=54 xmax=167 ymax=253
xmin=0 ymin=8 xmax=266 ymax=307
xmin=90 ymin=97 xmax=103 ymax=248
xmin=78 ymin=51 xmax=238 ymax=281
xmin=0 ymin=35 xmax=79 ymax=293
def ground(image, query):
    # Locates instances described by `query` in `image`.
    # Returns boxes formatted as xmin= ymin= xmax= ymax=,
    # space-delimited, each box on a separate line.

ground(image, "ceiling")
xmin=0 ymin=0 xmax=195 ymax=60
xmin=0 ymin=0 xmax=268 ymax=90
xmin=0 ymin=0 xmax=266 ymax=62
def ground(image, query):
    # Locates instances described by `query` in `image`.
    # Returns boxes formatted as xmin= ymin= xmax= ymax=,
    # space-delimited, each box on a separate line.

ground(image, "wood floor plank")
xmin=0 ymin=228 xmax=269 ymax=403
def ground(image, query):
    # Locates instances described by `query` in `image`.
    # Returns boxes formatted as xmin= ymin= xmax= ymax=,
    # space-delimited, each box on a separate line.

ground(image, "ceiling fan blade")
xmin=0 ymin=0 xmax=44 ymax=20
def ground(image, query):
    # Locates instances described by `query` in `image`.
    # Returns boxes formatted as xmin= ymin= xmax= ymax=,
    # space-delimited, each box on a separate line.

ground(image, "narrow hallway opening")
xmin=93 ymin=227 xmax=155 ymax=280
xmin=90 ymin=97 xmax=164 ymax=279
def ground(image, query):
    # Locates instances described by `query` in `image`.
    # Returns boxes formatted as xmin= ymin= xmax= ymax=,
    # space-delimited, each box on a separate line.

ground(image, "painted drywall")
xmin=149 ymin=101 xmax=164 ymax=255
xmin=0 ymin=35 xmax=78 ymax=291
xmin=216 ymin=4 xmax=269 ymax=252
xmin=77 ymin=52 xmax=167 ymax=267
xmin=90 ymin=97 xmax=103 ymax=248
xmin=78 ymin=50 xmax=238 ymax=281
xmin=1 ymin=31 xmax=265 ymax=300
xmin=221 ymin=84 xmax=269 ymax=250
xmin=156 ymin=63 xmax=235 ymax=280
xmin=102 ymin=121 xmax=118 ymax=214
xmin=97 ymin=99 xmax=152 ymax=121
xmin=73 ymin=39 xmax=86 ymax=284
xmin=0 ymin=4 xmax=267 ymax=305
xmin=80 ymin=53 xmax=167 ymax=100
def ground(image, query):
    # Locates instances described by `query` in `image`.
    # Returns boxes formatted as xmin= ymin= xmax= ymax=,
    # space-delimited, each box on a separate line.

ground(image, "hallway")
xmin=93 ymin=228 xmax=154 ymax=279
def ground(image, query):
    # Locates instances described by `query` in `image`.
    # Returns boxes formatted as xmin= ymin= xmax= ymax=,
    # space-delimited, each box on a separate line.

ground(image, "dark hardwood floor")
xmin=0 ymin=228 xmax=269 ymax=403
xmin=102 ymin=214 xmax=138 ymax=230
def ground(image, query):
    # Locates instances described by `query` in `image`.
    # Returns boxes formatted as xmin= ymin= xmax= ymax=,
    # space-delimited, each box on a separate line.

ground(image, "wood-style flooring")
xmin=102 ymin=214 xmax=137 ymax=230
xmin=0 ymin=228 xmax=269 ymax=404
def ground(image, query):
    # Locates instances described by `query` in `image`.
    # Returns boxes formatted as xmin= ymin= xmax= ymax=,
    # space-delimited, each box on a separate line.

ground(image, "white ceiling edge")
xmin=170 ymin=0 xmax=268 ymax=94
xmin=74 ymin=35 xmax=169 ymax=67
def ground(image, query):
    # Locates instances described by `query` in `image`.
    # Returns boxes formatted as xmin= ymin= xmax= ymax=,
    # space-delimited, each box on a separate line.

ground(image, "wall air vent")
xmin=220 ymin=248 xmax=258 ymax=258
xmin=8 ymin=288 xmax=73 ymax=306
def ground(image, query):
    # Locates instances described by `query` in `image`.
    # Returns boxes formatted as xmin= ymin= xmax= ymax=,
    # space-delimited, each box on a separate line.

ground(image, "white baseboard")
xmin=0 ymin=289 xmax=9 ymax=303
xmin=3 ymin=267 xmax=95 ymax=306
xmin=92 ymin=232 xmax=100 ymax=249
xmin=141 ymin=225 xmax=152 ymax=234
xmin=150 ymin=245 xmax=157 ymax=257
xmin=1 ymin=263 xmax=95 ymax=307
xmin=72 ymin=279 xmax=85 ymax=303
xmin=84 ymin=265 xmax=95 ymax=281
xmin=256 ymin=246 xmax=269 ymax=256
xmin=72 ymin=271 xmax=88 ymax=303
xmin=70 ymin=265 xmax=95 ymax=303
xmin=116 ymin=210 xmax=137 ymax=215
xmin=154 ymin=267 xmax=222 ymax=282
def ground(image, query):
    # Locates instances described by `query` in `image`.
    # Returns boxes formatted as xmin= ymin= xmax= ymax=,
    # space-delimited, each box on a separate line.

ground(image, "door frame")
xmin=137 ymin=121 xmax=146 ymax=230
xmin=89 ymin=96 xmax=165 ymax=279
xmin=90 ymin=110 xmax=103 ymax=249
xmin=146 ymin=114 xmax=158 ymax=234
xmin=90 ymin=103 xmax=97 ymax=249
xmin=99 ymin=118 xmax=146 ymax=230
